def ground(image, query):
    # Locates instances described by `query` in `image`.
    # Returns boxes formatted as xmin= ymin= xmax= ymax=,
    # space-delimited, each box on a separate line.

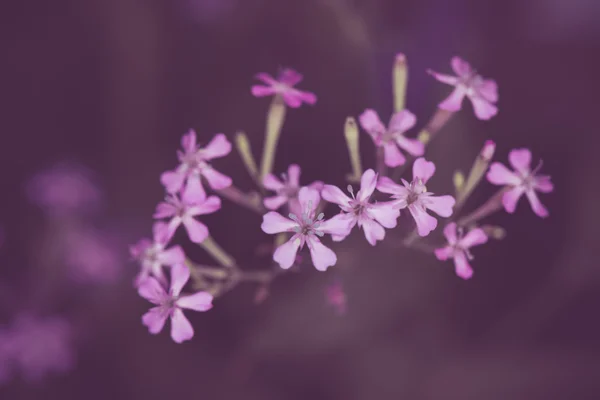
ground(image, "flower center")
xmin=289 ymin=201 xmax=325 ymax=238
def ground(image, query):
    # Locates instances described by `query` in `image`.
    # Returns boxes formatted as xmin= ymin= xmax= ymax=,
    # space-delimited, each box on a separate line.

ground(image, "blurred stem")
xmin=215 ymin=186 xmax=265 ymax=214
xmin=393 ymin=53 xmax=408 ymax=112
xmin=344 ymin=117 xmax=363 ymax=183
xmin=454 ymin=141 xmax=495 ymax=214
xmin=376 ymin=146 xmax=387 ymax=176
xmin=259 ymin=95 xmax=286 ymax=181
xmin=198 ymin=236 xmax=236 ymax=268
xmin=457 ymin=187 xmax=508 ymax=227
xmin=235 ymin=131 xmax=261 ymax=188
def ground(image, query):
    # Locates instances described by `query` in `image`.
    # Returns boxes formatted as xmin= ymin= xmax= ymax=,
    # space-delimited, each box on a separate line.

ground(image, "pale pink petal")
xmin=508 ymin=149 xmax=532 ymax=174
xmin=282 ymin=93 xmax=303 ymax=108
xmin=160 ymin=170 xmax=187 ymax=194
xmin=487 ymin=163 xmax=521 ymax=186
xmin=376 ymin=176 xmax=406 ymax=195
xmin=176 ymin=292 xmax=213 ymax=311
xmin=451 ymin=56 xmax=473 ymax=77
xmin=273 ymin=236 xmax=302 ymax=269
xmin=477 ymin=79 xmax=498 ymax=103
xmin=408 ymin=204 xmax=438 ymax=237
xmin=439 ymin=87 xmax=466 ymax=111
xmin=201 ymin=168 xmax=232 ymax=190
xmin=307 ymin=180 xmax=324 ymax=191
xmin=288 ymin=198 xmax=303 ymax=216
xmin=453 ymin=251 xmax=474 ymax=280
xmin=306 ymin=236 xmax=337 ymax=271
xmin=423 ymin=195 xmax=455 ymax=217
xmin=279 ymin=68 xmax=303 ymax=86
xmin=469 ymin=96 xmax=498 ymax=120
xmin=158 ymin=246 xmax=185 ymax=266
xmin=427 ymin=70 xmax=459 ymax=86
xmin=152 ymin=222 xmax=171 ymax=245
xmin=130 ymin=239 xmax=151 ymax=259
xmin=321 ymin=185 xmax=351 ymax=207
xmin=153 ymin=201 xmax=177 ymax=219
xmin=255 ymin=73 xmax=277 ymax=85
xmin=181 ymin=130 xmax=197 ymax=154
xmin=383 ymin=142 xmax=406 ymax=167
xmin=183 ymin=218 xmax=209 ymax=243
xmin=534 ymin=176 xmax=554 ymax=193
xmin=298 ymin=187 xmax=320 ymax=211
xmin=297 ymin=91 xmax=317 ymax=105
xmin=182 ymin=174 xmax=206 ymax=204
xmin=526 ymin=189 xmax=549 ymax=218
xmin=395 ymin=136 xmax=425 ymax=156
xmin=262 ymin=173 xmax=284 ymax=191
xmin=170 ymin=309 xmax=194 ymax=343
xmin=360 ymin=218 xmax=385 ymax=246
xmin=319 ymin=213 xmax=355 ymax=236
xmin=261 ymin=212 xmax=297 ymax=234
xmin=459 ymin=228 xmax=488 ymax=248
xmin=434 ymin=246 xmax=454 ymax=261
xmin=442 ymin=222 xmax=458 ymax=245
xmin=388 ymin=110 xmax=417 ymax=134
xmin=357 ymin=169 xmax=378 ymax=201
xmin=142 ymin=307 xmax=169 ymax=334
xmin=502 ymin=186 xmax=526 ymax=213
xmin=263 ymin=195 xmax=288 ymax=210
xmin=287 ymin=164 xmax=301 ymax=187
xmin=191 ymin=195 xmax=221 ymax=215
xmin=170 ymin=264 xmax=190 ymax=297
xmin=359 ymin=109 xmax=386 ymax=139
xmin=366 ymin=202 xmax=400 ymax=229
xmin=138 ymin=277 xmax=168 ymax=304
xmin=251 ymin=85 xmax=276 ymax=97
xmin=412 ymin=158 xmax=436 ymax=183
xmin=201 ymin=133 xmax=231 ymax=160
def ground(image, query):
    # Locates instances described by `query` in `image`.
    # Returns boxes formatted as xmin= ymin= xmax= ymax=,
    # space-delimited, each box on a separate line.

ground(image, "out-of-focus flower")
xmin=251 ymin=68 xmax=317 ymax=108
xmin=261 ymin=187 xmax=353 ymax=271
xmin=153 ymin=192 xmax=221 ymax=243
xmin=26 ymin=162 xmax=102 ymax=216
xmin=64 ymin=227 xmax=121 ymax=285
xmin=263 ymin=163 xmax=323 ymax=215
xmin=325 ymin=280 xmax=347 ymax=315
xmin=138 ymin=264 xmax=213 ymax=343
xmin=321 ymin=169 xmax=400 ymax=245
xmin=359 ymin=109 xmax=424 ymax=167
xmin=160 ymin=130 xmax=232 ymax=202
xmin=487 ymin=148 xmax=553 ymax=217
xmin=428 ymin=57 xmax=498 ymax=120
xmin=378 ymin=158 xmax=455 ymax=237
xmin=435 ymin=222 xmax=488 ymax=279
xmin=130 ymin=222 xmax=186 ymax=287
xmin=3 ymin=314 xmax=75 ymax=383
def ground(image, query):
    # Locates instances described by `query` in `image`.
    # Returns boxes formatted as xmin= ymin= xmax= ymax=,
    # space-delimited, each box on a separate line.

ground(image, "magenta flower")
xmin=486 ymin=148 xmax=553 ymax=217
xmin=325 ymin=280 xmax=347 ymax=315
xmin=130 ymin=222 xmax=186 ymax=286
xmin=160 ymin=130 xmax=232 ymax=202
xmin=263 ymin=163 xmax=323 ymax=215
xmin=260 ymin=187 xmax=353 ymax=271
xmin=251 ymin=68 xmax=317 ymax=108
xmin=153 ymin=192 xmax=221 ymax=243
xmin=435 ymin=223 xmax=488 ymax=280
xmin=359 ymin=109 xmax=424 ymax=167
xmin=428 ymin=56 xmax=499 ymax=120
xmin=377 ymin=158 xmax=455 ymax=237
xmin=138 ymin=264 xmax=213 ymax=343
xmin=321 ymin=169 xmax=400 ymax=245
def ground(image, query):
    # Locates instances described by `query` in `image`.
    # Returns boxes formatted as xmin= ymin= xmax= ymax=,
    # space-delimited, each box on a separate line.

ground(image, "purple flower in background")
xmin=325 ymin=280 xmax=347 ymax=315
xmin=26 ymin=162 xmax=102 ymax=216
xmin=487 ymin=148 xmax=553 ymax=217
xmin=138 ymin=264 xmax=213 ymax=343
xmin=435 ymin=223 xmax=488 ymax=279
xmin=263 ymin=163 xmax=323 ymax=215
xmin=251 ymin=68 xmax=317 ymax=108
xmin=428 ymin=56 xmax=499 ymax=120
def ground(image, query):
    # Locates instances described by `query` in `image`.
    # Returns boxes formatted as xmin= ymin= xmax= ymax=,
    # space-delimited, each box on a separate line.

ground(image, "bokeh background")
xmin=1 ymin=0 xmax=599 ymax=398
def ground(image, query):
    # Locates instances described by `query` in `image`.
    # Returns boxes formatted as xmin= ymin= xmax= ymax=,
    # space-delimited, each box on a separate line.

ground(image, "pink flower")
xmin=153 ymin=192 xmax=221 ymax=243
xmin=138 ymin=264 xmax=213 ymax=343
xmin=377 ymin=158 xmax=456 ymax=237
xmin=130 ymin=222 xmax=186 ymax=286
xmin=435 ymin=223 xmax=488 ymax=279
xmin=428 ymin=56 xmax=499 ymax=120
xmin=359 ymin=109 xmax=424 ymax=167
xmin=64 ymin=227 xmax=121 ymax=285
xmin=251 ymin=68 xmax=317 ymax=108
xmin=486 ymin=148 xmax=553 ymax=217
xmin=321 ymin=169 xmax=400 ymax=245
xmin=263 ymin=164 xmax=323 ymax=215
xmin=260 ymin=187 xmax=353 ymax=271
xmin=325 ymin=280 xmax=347 ymax=315
xmin=160 ymin=130 xmax=232 ymax=202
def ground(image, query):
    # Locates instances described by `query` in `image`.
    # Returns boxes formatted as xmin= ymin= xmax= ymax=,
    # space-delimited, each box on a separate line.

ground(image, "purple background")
xmin=1 ymin=0 xmax=599 ymax=398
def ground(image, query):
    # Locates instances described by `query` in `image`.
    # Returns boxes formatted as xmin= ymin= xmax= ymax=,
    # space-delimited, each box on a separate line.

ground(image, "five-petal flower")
xmin=251 ymin=68 xmax=317 ymax=108
xmin=435 ymin=222 xmax=488 ymax=279
xmin=263 ymin=163 xmax=323 ymax=215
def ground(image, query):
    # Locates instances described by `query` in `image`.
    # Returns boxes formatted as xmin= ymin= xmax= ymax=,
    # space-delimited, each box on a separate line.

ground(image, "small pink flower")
xmin=251 ymin=68 xmax=317 ymax=108
xmin=322 ymin=169 xmax=400 ymax=245
xmin=481 ymin=140 xmax=496 ymax=161
xmin=435 ymin=223 xmax=488 ymax=280
xmin=130 ymin=222 xmax=186 ymax=286
xmin=160 ymin=130 xmax=232 ymax=202
xmin=325 ymin=280 xmax=347 ymax=315
xmin=263 ymin=164 xmax=323 ymax=215
xmin=377 ymin=158 xmax=456 ymax=237
xmin=428 ymin=56 xmax=499 ymax=120
xmin=486 ymin=148 xmax=553 ymax=217
xmin=138 ymin=264 xmax=213 ymax=343
xmin=64 ymin=227 xmax=121 ymax=285
xmin=359 ymin=109 xmax=424 ymax=167
xmin=260 ymin=187 xmax=353 ymax=271
xmin=153 ymin=192 xmax=221 ymax=243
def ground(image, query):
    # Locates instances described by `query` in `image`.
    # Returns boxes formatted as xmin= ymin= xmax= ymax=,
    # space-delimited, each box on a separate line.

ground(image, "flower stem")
xmin=344 ymin=116 xmax=363 ymax=183
xmin=215 ymin=185 xmax=265 ymax=214
xmin=454 ymin=141 xmax=495 ymax=214
xmin=235 ymin=131 xmax=261 ymax=187
xmin=259 ymin=95 xmax=286 ymax=181
xmin=393 ymin=53 xmax=408 ymax=112
xmin=457 ymin=187 xmax=507 ymax=227
xmin=198 ymin=236 xmax=237 ymax=268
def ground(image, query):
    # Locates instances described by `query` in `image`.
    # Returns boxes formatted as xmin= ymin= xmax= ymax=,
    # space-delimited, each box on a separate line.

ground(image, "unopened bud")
xmin=480 ymin=140 xmax=496 ymax=162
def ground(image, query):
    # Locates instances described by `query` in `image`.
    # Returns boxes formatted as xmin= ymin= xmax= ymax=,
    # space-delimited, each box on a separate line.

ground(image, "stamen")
xmin=347 ymin=185 xmax=355 ymax=199
xmin=532 ymin=159 xmax=544 ymax=175
xmin=317 ymin=213 xmax=324 ymax=221
xmin=289 ymin=213 xmax=299 ymax=222
xmin=315 ymin=230 xmax=324 ymax=237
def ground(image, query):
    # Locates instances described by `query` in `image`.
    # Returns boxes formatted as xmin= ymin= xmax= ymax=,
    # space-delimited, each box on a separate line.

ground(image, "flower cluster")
xmin=131 ymin=55 xmax=553 ymax=343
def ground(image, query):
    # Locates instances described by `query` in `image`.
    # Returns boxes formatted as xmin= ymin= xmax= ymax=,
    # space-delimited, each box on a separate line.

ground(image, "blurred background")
xmin=1 ymin=0 xmax=599 ymax=398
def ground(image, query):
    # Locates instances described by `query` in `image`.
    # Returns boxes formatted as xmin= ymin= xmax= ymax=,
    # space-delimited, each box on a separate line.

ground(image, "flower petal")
xmin=201 ymin=168 xmax=232 ymax=190
xmin=296 ymin=91 xmax=317 ymax=105
xmin=176 ymin=292 xmax=214 ymax=311
xmin=412 ymin=158 xmax=436 ymax=183
xmin=360 ymin=218 xmax=386 ymax=246
xmin=427 ymin=70 xmax=459 ymax=86
xmin=201 ymin=133 xmax=231 ymax=160
xmin=138 ymin=277 xmax=169 ymax=304
xmin=502 ymin=186 xmax=526 ymax=214
xmin=508 ymin=149 xmax=532 ymax=174
xmin=263 ymin=173 xmax=284 ymax=191
xmin=376 ymin=176 xmax=406 ymax=195
xmin=359 ymin=109 xmax=386 ymax=140
xmin=439 ymin=87 xmax=466 ymax=111
xmin=263 ymin=195 xmax=288 ymax=210
xmin=319 ymin=213 xmax=355 ymax=236
xmin=477 ymin=79 xmax=498 ymax=103
xmin=160 ymin=170 xmax=187 ymax=194
xmin=273 ymin=236 xmax=302 ymax=269
xmin=366 ymin=202 xmax=400 ymax=229
xmin=321 ymin=185 xmax=351 ymax=207
xmin=181 ymin=130 xmax=197 ymax=154
xmin=388 ymin=110 xmax=417 ymax=134
xmin=534 ymin=176 xmax=554 ymax=193
xmin=423 ymin=195 xmax=455 ymax=217
xmin=182 ymin=174 xmax=207 ymax=204
xmin=306 ymin=236 xmax=337 ymax=271
xmin=170 ymin=264 xmax=190 ymax=297
xmin=261 ymin=212 xmax=297 ymax=234
xmin=170 ymin=309 xmax=194 ymax=343
xmin=487 ymin=163 xmax=520 ymax=186
xmin=298 ymin=187 xmax=320 ymax=212
xmin=255 ymin=73 xmax=277 ymax=85
xmin=189 ymin=195 xmax=221 ymax=215
xmin=357 ymin=169 xmax=378 ymax=202
xmin=469 ymin=96 xmax=498 ymax=120
xmin=142 ymin=306 xmax=169 ymax=334
xmin=158 ymin=245 xmax=186 ymax=266
xmin=152 ymin=222 xmax=171 ymax=245
xmin=395 ymin=136 xmax=425 ymax=156
xmin=383 ymin=142 xmax=406 ymax=167
xmin=130 ymin=239 xmax=151 ymax=259
xmin=408 ymin=204 xmax=438 ymax=237
xmin=434 ymin=246 xmax=454 ymax=261
xmin=183 ymin=218 xmax=209 ymax=243
xmin=251 ymin=85 xmax=276 ymax=97
xmin=153 ymin=201 xmax=177 ymax=219
xmin=526 ymin=189 xmax=549 ymax=218
xmin=287 ymin=164 xmax=301 ymax=187
xmin=279 ymin=68 xmax=303 ymax=86
xmin=443 ymin=222 xmax=458 ymax=244
xmin=459 ymin=228 xmax=488 ymax=248
xmin=451 ymin=56 xmax=473 ymax=77
xmin=453 ymin=251 xmax=474 ymax=280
